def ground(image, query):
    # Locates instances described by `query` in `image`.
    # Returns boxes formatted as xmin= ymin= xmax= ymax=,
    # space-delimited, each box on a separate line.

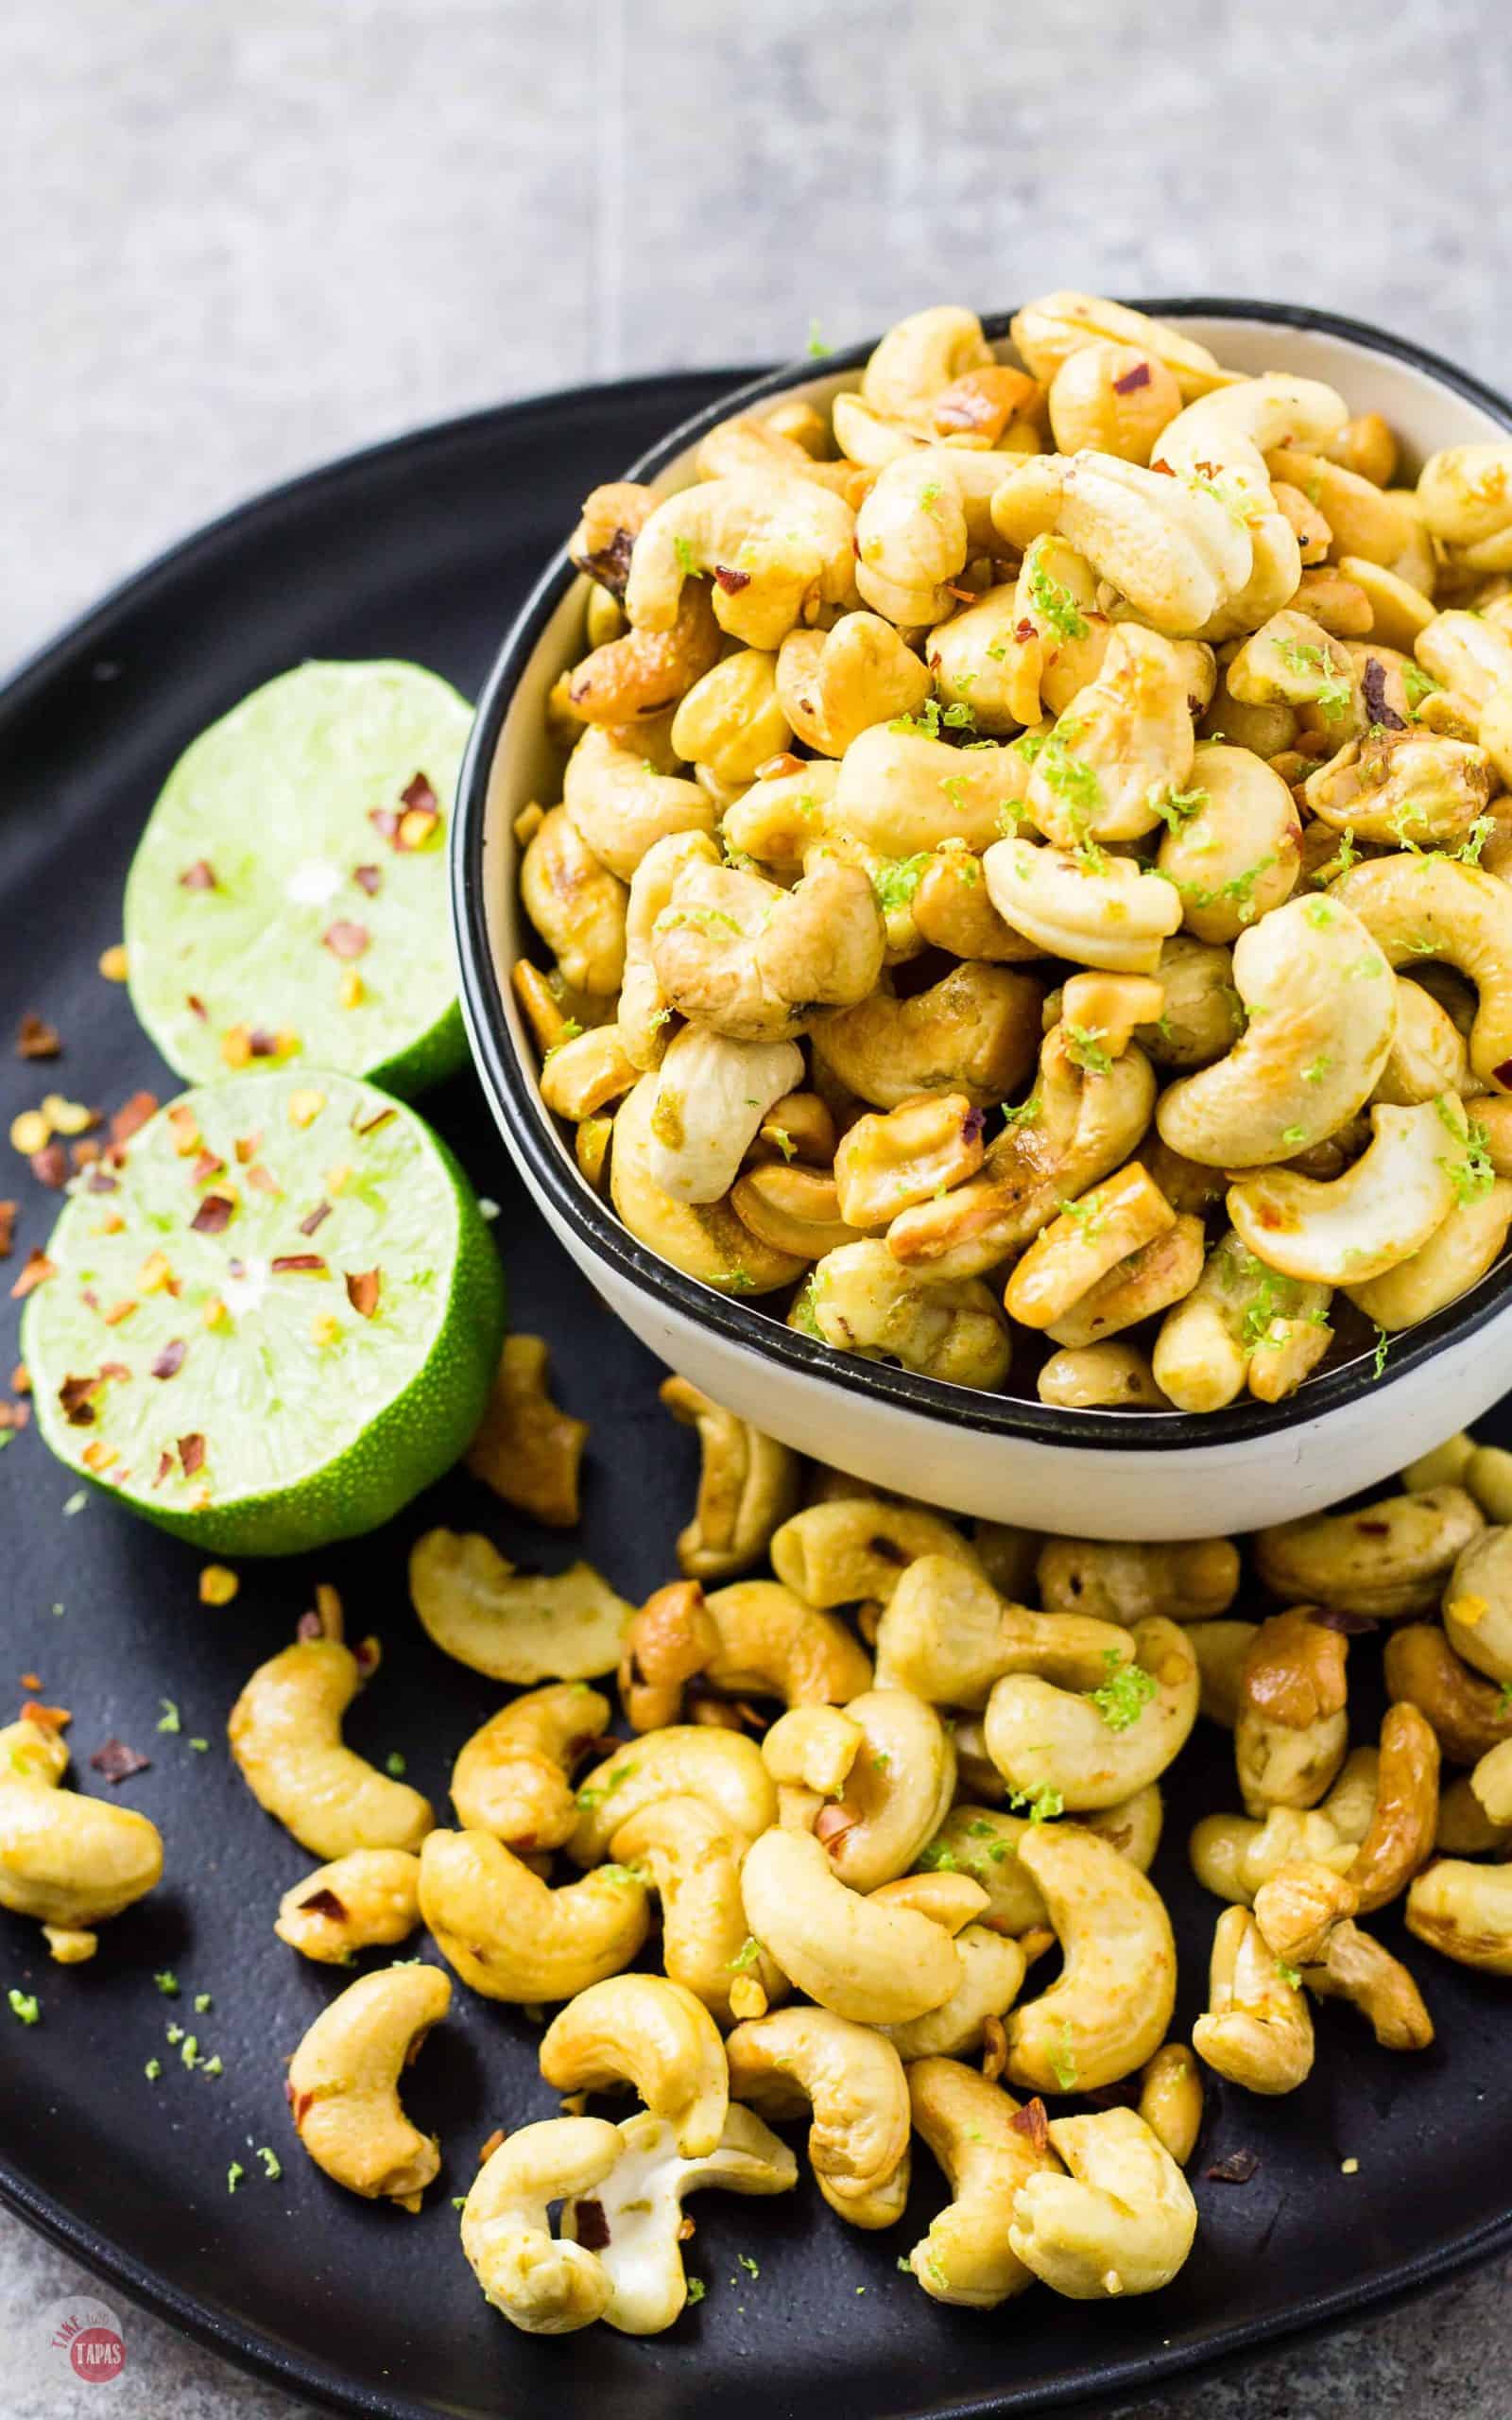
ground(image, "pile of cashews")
xmin=189 ymin=1356 xmax=1512 ymax=2341
xmin=513 ymin=293 xmax=1512 ymax=1412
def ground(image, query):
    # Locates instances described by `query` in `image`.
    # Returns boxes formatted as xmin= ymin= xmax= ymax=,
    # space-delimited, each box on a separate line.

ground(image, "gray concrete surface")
xmin=3 ymin=0 xmax=1510 ymax=2411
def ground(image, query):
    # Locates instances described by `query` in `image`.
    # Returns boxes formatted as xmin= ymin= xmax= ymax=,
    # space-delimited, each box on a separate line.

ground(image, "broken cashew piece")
xmin=285 ymin=1962 xmax=450 ymax=2210
xmin=1235 ymin=1608 xmax=1349 ymax=1817
xmin=646 ymin=1027 xmax=805 ymax=1203
xmin=462 ymin=2117 xmax=623 ymax=2334
xmin=0 ymin=1712 xmax=163 ymax=1962
xmin=464 ymin=1335 xmax=589 ymax=1530
xmin=1406 ymin=1858 xmax=1512 ymax=1975
xmin=1137 ymin=2044 xmax=1204 ymax=2168
xmin=815 ymin=1686 xmax=957 ymax=1891
xmin=1192 ymin=1906 xmax=1314 ymax=2094
xmin=770 ymin=1496 xmax=982 ymax=1608
xmin=409 ymin=1530 xmax=632 ymax=1684
xmin=1037 ymin=1534 xmax=1240 ymax=1625
xmin=660 ymin=1374 xmax=802 ymax=1581
xmin=274 ymin=1848 xmax=421 ymax=1964
xmin=539 ymin=1975 xmax=729 ymax=2157
xmin=1009 ymin=2106 xmax=1198 ymax=2299
xmin=1332 ymin=853 xmax=1512 ymax=1094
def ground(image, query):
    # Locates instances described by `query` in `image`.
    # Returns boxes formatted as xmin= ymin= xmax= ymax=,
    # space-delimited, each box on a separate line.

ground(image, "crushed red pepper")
xmin=151 ymin=1341 xmax=187 ymax=1380
xmin=10 ymin=1250 xmax=55 ymax=1299
xmin=110 ymin=1093 xmax=159 ymax=1147
xmin=90 ymin=1737 xmax=151 ymax=1784
xmin=16 ymin=1013 xmax=61 ymax=1060
xmin=344 ymin=1268 xmax=381 ymax=1318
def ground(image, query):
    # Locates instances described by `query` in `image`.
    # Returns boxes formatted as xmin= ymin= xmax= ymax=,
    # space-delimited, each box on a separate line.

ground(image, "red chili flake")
xmin=98 ymin=1360 xmax=129 ymax=1382
xmin=962 ymin=1106 xmax=986 ymax=1144
xmin=29 ymin=1144 xmax=68 ymax=1189
xmin=296 ymin=1609 xmax=323 ymax=1642
xmin=1014 ymin=617 xmax=1037 ymax=641
xmin=16 ymin=1012 xmax=61 ymax=1059
xmin=58 ymin=1374 xmax=99 ymax=1426
xmin=713 ymin=563 xmax=752 ymax=595
xmin=297 ymin=1886 xmax=349 ymax=1922
xmin=1309 ymin=1605 xmax=1380 ymax=1635
xmin=0 ymin=1402 xmax=30 ymax=1431
xmin=943 ymin=582 xmax=976 ymax=603
xmin=1111 ymin=360 xmax=1152 ymax=394
xmin=1206 ymin=2150 xmax=1260 ymax=2186
xmin=352 ymin=864 xmax=382 ymax=897
xmin=90 ymin=1737 xmax=151 ymax=1784
xmin=178 ymin=1432 xmax=206 ymax=1477
xmin=153 ymin=1449 xmax=173 ymax=1487
xmin=110 ymin=1092 xmax=159 ymax=1146
xmin=353 ymin=1106 xmax=396 ymax=1136
xmin=574 ymin=2198 xmax=610 ymax=2251
xmin=71 ymin=1139 xmax=103 ymax=1170
xmin=1081 ymin=2076 xmax=1141 ymax=2109
xmin=1354 ymin=1518 xmax=1391 ymax=1535
xmin=244 ymin=1164 xmax=280 ymax=1196
xmin=1361 ymin=656 xmax=1407 ymax=732
xmin=19 ymin=1673 xmax=41 ymax=1690
xmin=248 ymin=1028 xmax=279 ymax=1059
xmin=401 ymin=773 xmax=438 ymax=815
xmin=20 ymin=1702 xmax=69 ymax=1730
xmin=815 ymin=1802 xmax=859 ymax=1853
xmin=191 ymin=1151 xmax=226 ymax=1184
xmin=478 ymin=2127 xmax=507 ymax=2166
xmin=178 ymin=859 xmax=218 ymax=890
xmin=186 ymin=994 xmax=209 ymax=1023
xmin=867 ymin=1534 xmax=911 ymax=1566
xmin=9 ymin=1249 xmax=55 ymax=1299
xmin=1149 ymin=457 xmax=1177 ymax=477
xmin=369 ymin=806 xmax=401 ymax=843
xmin=298 ymin=1201 xmax=332 ymax=1237
xmin=84 ymin=1167 xmax=118 ymax=1194
xmin=0 ymin=1202 xmax=14 ymax=1257
xmin=1008 ymin=2098 xmax=1051 ymax=2153
xmin=344 ymin=1268 xmax=381 ymax=1319
xmin=12 ymin=1363 xmax=30 ymax=1393
xmin=271 ymin=1253 xmax=328 ymax=1274
xmin=151 ymin=1340 xmax=187 ymax=1380
xmin=191 ymin=1194 xmax=234 ymax=1236
xmin=322 ymin=921 xmax=370 ymax=960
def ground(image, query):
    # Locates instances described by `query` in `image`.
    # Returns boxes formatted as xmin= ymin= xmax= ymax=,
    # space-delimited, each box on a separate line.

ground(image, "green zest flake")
xmin=157 ymin=1699 xmax=181 ymax=1734
xmin=144 ymin=2058 xmax=162 ymax=2080
xmin=791 ymin=1275 xmax=825 ymax=1340
xmin=1280 ymin=638 xmax=1351 ymax=718
xmin=919 ymin=480 xmax=943 ymax=515
xmin=155 ymin=1970 xmax=180 ymax=1996
xmin=62 ymin=1491 xmax=88 ymax=1516
xmin=737 ymin=2254 xmax=760 ymax=2278
xmin=939 ymin=772 xmax=968 ymax=810
xmin=1058 ymin=1190 xmax=1108 ymax=1242
xmin=189 ymin=1737 xmax=210 ymax=1753
xmin=1281 ymin=1124 xmax=1306 ymax=1146
xmin=575 ymin=1785 xmax=603 ymax=1811
xmin=1049 ymin=2025 xmax=1079 ymax=2092
xmin=227 ymin=2161 xmax=245 ymax=2194
xmin=1007 ymin=1782 xmax=1064 ymax=1824
xmin=726 ymin=1265 xmax=756 ymax=1293
xmin=1239 ymin=1269 xmax=1304 ymax=1353
xmin=727 ymin=1937 xmax=762 ymax=1973
xmin=194 ymin=1991 xmax=213 ymax=2013
xmin=1402 ymin=663 xmax=1442 ymax=713
xmin=1177 ymin=855 xmax=1277 ymax=924
xmin=1304 ymin=900 xmax=1336 ymax=928
xmin=768 ymin=1127 xmax=795 ymax=1162
xmin=1032 ymin=732 xmax=1104 ymax=823
xmin=1345 ymin=955 xmax=1384 ymax=980
xmin=871 ymin=853 xmax=933 ymax=913
xmin=180 ymin=2033 xmax=199 ymax=2069
xmin=986 ymin=640 xmax=1008 ymax=663
xmin=686 ymin=2277 xmax=707 ymax=2306
xmin=916 ymin=1840 xmax=959 ymax=1873
xmin=542 ymin=1019 xmax=583 ymax=1058
xmin=806 ymin=319 xmax=828 ymax=358
xmin=1002 ymin=1094 xmax=1040 ymax=1130
xmin=253 ymin=2146 xmax=281 ymax=2181
xmin=1275 ymin=1960 xmax=1302 ymax=1991
xmin=1086 ymin=1651 xmax=1158 ymax=1734
xmin=598 ymin=1863 xmax=643 ymax=1887
xmin=9 ymin=1989 xmax=40 ymax=2025
xmin=673 ymin=535 xmax=698 ymax=577
xmin=1147 ymin=782 xmax=1208 ymax=833
xmin=1065 ymin=1024 xmax=1113 ymax=1078
xmin=891 ymin=699 xmax=944 ymax=738
xmin=386 ymin=1751 xmax=407 ymax=1777
xmin=452 ymin=2195 xmax=468 ymax=2210
xmin=165 ymin=2022 xmax=184 ymax=2045
xmin=1371 ymin=1326 xmax=1390 ymax=1379
xmin=1459 ymin=816 xmax=1496 ymax=864
xmin=1497 ymin=1680 xmax=1512 ymax=1718
xmin=201 ymin=2053 xmax=223 ymax=2077
xmin=1435 ymin=1101 xmax=1495 ymax=1204
xmin=1027 ymin=565 xmax=1090 ymax=641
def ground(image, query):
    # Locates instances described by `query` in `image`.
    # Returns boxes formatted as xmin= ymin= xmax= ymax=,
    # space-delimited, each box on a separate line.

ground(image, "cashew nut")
xmin=461 ymin=2117 xmax=624 ymax=2333
xmin=776 ymin=613 xmax=932 ymax=755
xmin=905 ymin=2055 xmax=1062 ymax=2308
xmin=771 ymin=1495 xmax=981 ymax=1607
xmin=519 ymin=805 xmax=627 ymax=997
xmin=611 ymin=1073 xmax=808 ymax=1294
xmin=568 ymin=1725 xmax=777 ymax=1866
xmin=0 ymin=1712 xmax=163 ymax=1962
xmin=813 ymin=1686 xmax=956 ymax=1891
xmin=1137 ymin=2043 xmax=1205 ymax=2168
xmin=538 ymin=1974 xmax=728 ymax=2155
xmin=983 ymin=832 xmax=1182 ymax=975
xmin=1005 ymin=1824 xmax=1177 ymax=2092
xmin=1384 ymin=1622 xmax=1512 ymax=1765
xmin=986 ymin=1617 xmax=1198 ymax=1811
xmin=657 ymin=1375 xmax=802 ymax=1582
xmin=645 ymin=1026 xmax=804 ymax=1203
xmin=451 ymin=1683 xmax=611 ymax=1851
xmin=1037 ymin=1533 xmax=1240 ymax=1625
xmin=1152 ymin=1229 xmax=1333 ymax=1413
xmin=1332 ymin=853 xmax=1512 ymax=1093
xmin=1192 ymin=1906 xmax=1314 ymax=2094
xmin=728 ymin=2005 xmax=912 ymax=2226
xmin=285 ymin=1962 xmax=449 ymax=2209
xmin=274 ymin=1849 xmax=421 ymax=1964
xmin=610 ymin=1795 xmax=784 ymax=2021
xmin=1228 ymin=1099 xmax=1465 ymax=1286
xmin=463 ymin=1335 xmax=589 ymax=1530
xmin=1443 ymin=1523 xmax=1512 ymax=1682
xmin=1256 ymin=1485 xmax=1484 ymax=1618
xmin=739 ymin=1824 xmax=961 ymax=2023
xmin=228 ymin=1629 xmax=433 ymax=1860
xmin=651 ymin=852 xmax=885 ymax=1042
xmin=878 ymin=1924 xmax=1028 ymax=2064
xmin=1235 ymin=1609 xmax=1350 ymax=1817
xmin=1008 ymin=2106 xmax=1198 ymax=2298
xmin=409 ymin=1530 xmax=633 ymax=1683
xmin=811 ymin=961 xmax=1043 ymax=1111
xmin=562 ymin=725 xmax=716 ymax=880
xmin=626 ymin=477 xmax=857 ymax=649
xmin=874 ymin=1553 xmax=1134 ymax=1708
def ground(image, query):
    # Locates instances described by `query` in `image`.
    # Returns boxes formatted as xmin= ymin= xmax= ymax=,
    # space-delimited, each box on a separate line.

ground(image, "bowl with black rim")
xmin=452 ymin=300 xmax=1512 ymax=1537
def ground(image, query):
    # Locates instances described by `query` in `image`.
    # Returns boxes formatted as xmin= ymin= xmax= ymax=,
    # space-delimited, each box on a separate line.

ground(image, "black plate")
xmin=1 ymin=375 xmax=1510 ymax=2420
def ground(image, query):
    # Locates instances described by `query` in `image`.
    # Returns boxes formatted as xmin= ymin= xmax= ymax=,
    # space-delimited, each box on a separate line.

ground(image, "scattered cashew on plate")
xmin=513 ymin=295 xmax=1512 ymax=1415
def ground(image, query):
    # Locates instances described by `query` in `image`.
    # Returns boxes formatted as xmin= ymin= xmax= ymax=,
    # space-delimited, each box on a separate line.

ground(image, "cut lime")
xmin=124 ymin=660 xmax=473 ymax=1099
xmin=22 ymin=1070 xmax=506 ymax=1555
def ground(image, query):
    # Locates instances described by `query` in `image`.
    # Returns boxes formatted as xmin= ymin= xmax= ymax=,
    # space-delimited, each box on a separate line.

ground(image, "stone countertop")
xmin=4 ymin=0 xmax=1510 ymax=2411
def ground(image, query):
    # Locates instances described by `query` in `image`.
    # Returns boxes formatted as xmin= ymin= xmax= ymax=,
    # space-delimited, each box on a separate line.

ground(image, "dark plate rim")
xmin=3 ymin=338 xmax=1510 ymax=2420
xmin=454 ymin=296 xmax=1512 ymax=1455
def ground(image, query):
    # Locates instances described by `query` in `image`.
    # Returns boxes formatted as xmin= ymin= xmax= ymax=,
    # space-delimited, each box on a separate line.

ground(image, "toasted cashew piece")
xmin=1151 ymin=1229 xmax=1332 ymax=1413
xmin=1005 ymin=1825 xmax=1177 ymax=2092
xmin=462 ymin=2117 xmax=623 ymax=2333
xmin=1010 ymin=2106 xmax=1197 ymax=2299
xmin=0 ymin=1714 xmax=163 ymax=1962
xmin=618 ymin=828 xmax=720 ymax=1071
xmin=986 ymin=1617 xmax=1197 ymax=1811
xmin=1305 ymin=729 xmax=1494 ymax=849
xmin=560 ymin=2104 xmax=797 ymax=2335
xmin=878 ymin=1925 xmax=1028 ymax=2063
xmin=1188 ymin=1619 xmax=1260 ymax=1728
xmin=1156 ymin=893 xmax=1397 ymax=1166
xmin=1406 ymin=1858 xmax=1512 ymax=1975
xmin=1022 ymin=625 xmax=1196 ymax=846
xmin=286 ymin=1962 xmax=449 ymax=2210
xmin=409 ymin=1530 xmax=633 ymax=1684
xmin=1228 ymin=1099 xmax=1463 ymax=1287
xmin=626 ymin=475 xmax=857 ymax=649
xmin=906 ymin=2057 xmax=1062 ymax=2308
xmin=762 ymin=1704 xmax=865 ymax=1800
xmin=1251 ymin=1857 xmax=1361 ymax=1965
xmin=728 ymin=2005 xmax=912 ymax=2226
xmin=1037 ymin=1533 xmax=1240 ymax=1625
xmin=830 ymin=722 xmax=1031 ymax=856
xmin=1138 ymin=2045 xmax=1204 ymax=2168
xmin=464 ymin=1335 xmax=589 ymax=1530
xmin=1155 ymin=745 xmax=1301 ymax=944
xmin=651 ymin=854 xmax=885 ymax=1043
xmin=1438 ymin=1772 xmax=1511 ymax=1853
xmin=610 ymin=1795 xmax=783 ymax=2021
xmin=833 ymin=1092 xmax=988 ymax=1230
xmin=1193 ymin=1907 xmax=1314 ymax=2094
xmin=1350 ymin=1179 xmax=1512 ymax=1330
xmin=740 ymin=1824 xmax=961 ymax=2023
xmin=519 ymin=805 xmax=627 ymax=997
xmin=815 ymin=1687 xmax=956 ymax=1891
xmin=657 ymin=1375 xmax=801 ymax=1582
xmin=771 ymin=1496 xmax=981 ymax=1608
xmin=1345 ymin=1703 xmax=1441 ymax=1912
xmin=1039 ymin=1340 xmax=1169 ymax=1409
xmin=568 ymin=1725 xmax=777 ymax=1865
xmin=645 ymin=1027 xmax=804 ymax=1204
xmin=812 ymin=961 xmax=1044 ymax=1114
xmin=776 ymin=613 xmax=932 ymax=755
xmin=612 ymin=1073 xmax=807 ymax=1294
xmin=1443 ymin=1524 xmax=1512 ymax=1683
xmin=1303 ymin=1918 xmax=1435 ymax=2050
xmin=1005 ymin=1163 xmax=1177 ymax=1330
xmin=1011 ymin=292 xmax=1233 ymax=401
xmin=419 ymin=1829 xmax=648 ymax=2003
xmin=1403 ymin=1431 xmax=1477 ymax=1494
xmin=854 ymin=444 xmax=1007 ymax=626
xmin=1466 ymin=1443 xmax=1512 ymax=1522
xmin=860 ymin=304 xmax=997 ymax=420
xmin=1235 ymin=1609 xmax=1349 ymax=1818
xmin=451 ymin=1684 xmax=611 ymax=1851
xmin=1255 ymin=1485 xmax=1484 ymax=1618
xmin=539 ymin=1975 xmax=728 ymax=2156
xmin=1048 ymin=339 xmax=1183 ymax=464
xmin=983 ymin=833 xmax=1182 ymax=975
xmin=1332 ymin=854 xmax=1512 ymax=1092
xmin=566 ymin=575 xmax=722 ymax=725
xmin=562 ymin=725 xmax=715 ymax=880
xmin=1383 ymin=1623 xmax=1512 ymax=1765
xmin=875 ymin=1553 xmax=1134 ymax=1709
xmin=229 ymin=1632 xmax=433 ymax=1860
xmin=696 ymin=1579 xmax=873 ymax=1709
xmin=274 ymin=1849 xmax=421 ymax=1964
xmin=669 ymin=648 xmax=792 ymax=786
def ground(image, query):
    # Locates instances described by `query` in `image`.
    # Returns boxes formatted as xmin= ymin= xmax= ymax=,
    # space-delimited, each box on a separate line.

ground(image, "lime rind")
xmin=124 ymin=660 xmax=473 ymax=1100
xmin=22 ymin=1070 xmax=506 ymax=1555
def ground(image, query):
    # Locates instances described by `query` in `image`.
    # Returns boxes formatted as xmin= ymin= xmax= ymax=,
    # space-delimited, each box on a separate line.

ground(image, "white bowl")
xmin=453 ymin=301 xmax=1512 ymax=1538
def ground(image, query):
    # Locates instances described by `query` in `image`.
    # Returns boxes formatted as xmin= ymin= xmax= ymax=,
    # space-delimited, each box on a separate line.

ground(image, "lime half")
xmin=124 ymin=660 xmax=473 ymax=1098
xmin=22 ymin=1070 xmax=506 ymax=1555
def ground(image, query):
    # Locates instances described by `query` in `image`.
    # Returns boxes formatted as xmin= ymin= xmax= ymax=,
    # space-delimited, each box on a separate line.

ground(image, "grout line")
xmin=590 ymin=0 xmax=627 ymax=379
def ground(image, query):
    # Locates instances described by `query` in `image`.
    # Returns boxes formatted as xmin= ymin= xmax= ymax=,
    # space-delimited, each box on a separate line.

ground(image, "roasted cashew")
xmin=985 ymin=1617 xmax=1197 ymax=1810
xmin=1466 ymin=1442 xmax=1512 ymax=1522
xmin=770 ymin=1495 xmax=981 ymax=1608
xmin=566 ymin=578 xmax=722 ymax=725
xmin=611 ymin=1073 xmax=807 ymax=1294
xmin=562 ymin=726 xmax=715 ymax=883
xmin=0 ymin=1713 xmax=163 ymax=1962
xmin=875 ymin=1553 xmax=1134 ymax=1709
xmin=1443 ymin=1524 xmax=1512 ymax=1682
xmin=1154 ymin=745 xmax=1301 ymax=944
xmin=539 ymin=1975 xmax=728 ymax=2156
xmin=813 ymin=1687 xmax=956 ymax=1891
xmin=1156 ymin=893 xmax=1397 ymax=1167
xmin=618 ymin=828 xmax=720 ymax=1071
xmin=409 ymin=1530 xmax=633 ymax=1683
xmin=658 ymin=1375 xmax=802 ymax=1582
xmin=1228 ymin=1099 xmax=1464 ymax=1287
xmin=1152 ymin=1229 xmax=1332 ymax=1414
xmin=728 ymin=2005 xmax=912 ymax=2226
xmin=569 ymin=479 xmax=655 ymax=597
xmin=1418 ymin=613 xmax=1512 ymax=709
xmin=830 ymin=723 xmax=1031 ymax=856
xmin=1304 ymin=730 xmax=1494 ymax=850
xmin=1047 ymin=339 xmax=1184 ymax=464
xmin=739 ymin=1824 xmax=961 ymax=2024
xmin=1302 ymin=1917 xmax=1435 ymax=2050
xmin=910 ymin=841 xmax=1045 ymax=962
xmin=1138 ymin=2044 xmax=1205 ymax=2168
xmin=1039 ymin=1340 xmax=1168 ymax=1408
xmin=1005 ymin=1163 xmax=1177 ymax=1331
xmin=1189 ymin=1760 xmax=1375 ymax=1908
xmin=1022 ymin=625 xmax=1196 ymax=846
xmin=1254 ymin=1485 xmax=1484 ymax=1618
xmin=1010 ymin=292 xmax=1234 ymax=401
xmin=1036 ymin=1533 xmax=1240 ymax=1625
xmin=1383 ymin=1623 xmax=1512 ymax=1765
xmin=625 ymin=476 xmax=857 ymax=650
xmin=651 ymin=852 xmax=885 ymax=1043
xmin=285 ymin=1962 xmax=449 ymax=2210
xmin=1235 ymin=1609 xmax=1349 ymax=1817
xmin=1332 ymin=854 xmax=1512 ymax=1093
xmin=1009 ymin=2106 xmax=1198 ymax=2299
xmin=669 ymin=648 xmax=792 ymax=786
xmin=274 ymin=1849 xmax=421 ymax=1963
xmin=568 ymin=1725 xmax=777 ymax=1865
xmin=983 ymin=832 xmax=1182 ymax=975
xmin=1348 ymin=1181 xmax=1512 ymax=1332
xmin=833 ymin=1093 xmax=988 ymax=1231
xmin=451 ymin=1683 xmax=611 ymax=1851
xmin=811 ymin=961 xmax=1043 ymax=1111
xmin=905 ymin=2056 xmax=1062 ymax=2308
xmin=420 ymin=1828 xmax=649 ymax=2002
xmin=853 ymin=445 xmax=1007 ymax=626
xmin=1417 ymin=444 xmax=1512 ymax=564
xmin=1345 ymin=1703 xmax=1441 ymax=1912
xmin=1005 ymin=1824 xmax=1177 ymax=2093
xmin=610 ymin=1795 xmax=784 ymax=2021
xmin=519 ymin=805 xmax=627 ymax=997
xmin=803 ymin=1238 xmax=1014 ymax=1388
xmin=1371 ymin=976 xmax=1474 ymax=1109
xmin=628 ymin=1576 xmax=872 ymax=1718
xmin=859 ymin=305 xmax=997 ymax=423
xmin=1192 ymin=1906 xmax=1314 ymax=2094
xmin=1188 ymin=1619 xmax=1260 ymax=1728
xmin=1251 ymin=1856 xmax=1361 ymax=1965
xmin=461 ymin=2117 xmax=623 ymax=2334
xmin=775 ymin=614 xmax=932 ymax=755
xmin=761 ymin=1703 xmax=865 ymax=1801
xmin=1013 ymin=451 xmax=1254 ymax=639
xmin=228 ymin=1628 xmax=433 ymax=1860
xmin=877 ymin=1925 xmax=1028 ymax=2063
xmin=464 ymin=1335 xmax=590 ymax=1530
xmin=645 ymin=1026 xmax=804 ymax=1203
